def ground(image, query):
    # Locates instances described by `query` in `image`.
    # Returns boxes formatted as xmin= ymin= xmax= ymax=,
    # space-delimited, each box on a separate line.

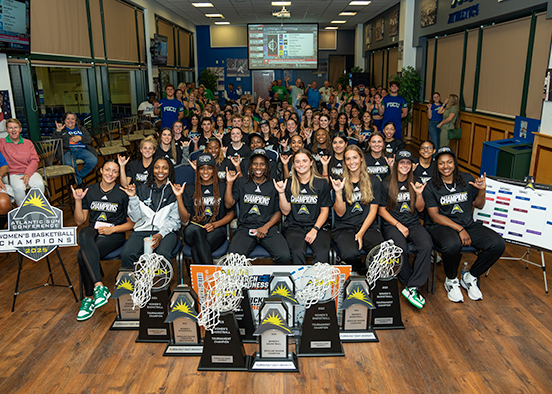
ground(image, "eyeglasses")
xmin=420 ymin=146 xmax=434 ymax=151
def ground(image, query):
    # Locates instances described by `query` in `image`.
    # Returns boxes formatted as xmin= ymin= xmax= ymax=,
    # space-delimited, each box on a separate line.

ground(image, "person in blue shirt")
xmin=305 ymin=81 xmax=322 ymax=109
xmin=222 ymin=83 xmax=242 ymax=105
xmin=381 ymin=81 xmax=408 ymax=139
xmin=426 ymin=92 xmax=443 ymax=148
xmin=154 ymin=84 xmax=184 ymax=130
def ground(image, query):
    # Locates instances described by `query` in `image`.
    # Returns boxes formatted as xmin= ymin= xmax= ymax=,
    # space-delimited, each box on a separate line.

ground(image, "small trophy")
xmin=110 ymin=269 xmax=140 ymax=330
xmin=163 ymin=285 xmax=203 ymax=356
xmin=339 ymin=276 xmax=378 ymax=342
xmin=269 ymin=273 xmax=299 ymax=329
xmin=250 ymin=298 xmax=299 ymax=372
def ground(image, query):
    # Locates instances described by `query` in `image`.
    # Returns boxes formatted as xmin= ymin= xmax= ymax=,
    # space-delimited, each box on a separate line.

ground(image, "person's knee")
xmin=0 ymin=193 xmax=11 ymax=214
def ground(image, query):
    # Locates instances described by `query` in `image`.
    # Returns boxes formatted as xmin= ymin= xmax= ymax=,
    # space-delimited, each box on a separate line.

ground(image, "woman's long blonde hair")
xmin=342 ymin=145 xmax=374 ymax=204
xmin=290 ymin=149 xmax=323 ymax=197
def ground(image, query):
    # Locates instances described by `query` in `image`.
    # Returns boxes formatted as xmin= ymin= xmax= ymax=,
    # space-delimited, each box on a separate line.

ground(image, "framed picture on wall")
xmin=421 ymin=0 xmax=438 ymax=28
xmin=366 ymin=23 xmax=372 ymax=45
xmin=389 ymin=9 xmax=399 ymax=37
xmin=375 ymin=18 xmax=384 ymax=42
xmin=226 ymin=59 xmax=250 ymax=77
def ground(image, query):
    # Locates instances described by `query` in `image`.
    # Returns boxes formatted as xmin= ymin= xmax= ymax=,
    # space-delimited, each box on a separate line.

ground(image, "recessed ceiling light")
xmin=339 ymin=12 xmax=357 ymax=16
xmin=349 ymin=1 xmax=371 ymax=5
xmin=192 ymin=2 xmax=213 ymax=7
xmin=325 ymin=26 xmax=338 ymax=30
xmin=215 ymin=21 xmax=230 ymax=25
xmin=206 ymin=14 xmax=224 ymax=17
xmin=272 ymin=1 xmax=291 ymax=5
xmin=331 ymin=21 xmax=347 ymax=24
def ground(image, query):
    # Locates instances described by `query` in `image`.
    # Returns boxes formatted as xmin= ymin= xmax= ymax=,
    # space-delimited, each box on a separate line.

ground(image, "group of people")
xmin=426 ymin=92 xmax=460 ymax=148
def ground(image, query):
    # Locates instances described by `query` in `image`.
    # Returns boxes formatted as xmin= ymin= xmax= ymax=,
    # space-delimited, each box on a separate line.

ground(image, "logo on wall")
xmin=0 ymin=188 xmax=77 ymax=261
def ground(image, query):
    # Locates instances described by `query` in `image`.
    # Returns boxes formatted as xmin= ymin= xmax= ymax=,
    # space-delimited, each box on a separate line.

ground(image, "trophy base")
xmin=163 ymin=343 xmax=203 ymax=356
xmin=110 ymin=317 xmax=139 ymax=331
xmin=296 ymin=339 xmax=345 ymax=358
xmin=339 ymin=328 xmax=379 ymax=343
xmin=197 ymin=355 xmax=252 ymax=371
xmin=372 ymin=318 xmax=405 ymax=330
xmin=250 ymin=352 xmax=299 ymax=372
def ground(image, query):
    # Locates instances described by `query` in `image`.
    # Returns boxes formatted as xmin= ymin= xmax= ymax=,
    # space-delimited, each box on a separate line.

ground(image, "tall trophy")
xmin=250 ymin=298 xmax=299 ymax=372
xmin=163 ymin=285 xmax=203 ymax=356
xmin=110 ymin=268 xmax=140 ymax=330
xmin=269 ymin=272 xmax=299 ymax=329
xmin=234 ymin=288 xmax=255 ymax=342
xmin=339 ymin=276 xmax=377 ymax=342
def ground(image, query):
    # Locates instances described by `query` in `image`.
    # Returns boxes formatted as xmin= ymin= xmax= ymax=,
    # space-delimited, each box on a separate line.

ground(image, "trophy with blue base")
xmin=250 ymin=298 xmax=299 ymax=372
xmin=111 ymin=268 xmax=140 ymax=330
xmin=339 ymin=276 xmax=378 ymax=342
xmin=163 ymin=285 xmax=203 ymax=356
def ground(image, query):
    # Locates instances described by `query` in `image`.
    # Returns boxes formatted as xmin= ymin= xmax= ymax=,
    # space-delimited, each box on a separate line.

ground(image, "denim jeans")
xmin=64 ymin=148 xmax=98 ymax=185
xmin=428 ymin=120 xmax=440 ymax=148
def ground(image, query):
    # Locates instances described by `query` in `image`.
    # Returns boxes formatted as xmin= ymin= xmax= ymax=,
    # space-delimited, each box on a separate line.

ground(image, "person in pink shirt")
xmin=0 ymin=119 xmax=44 ymax=206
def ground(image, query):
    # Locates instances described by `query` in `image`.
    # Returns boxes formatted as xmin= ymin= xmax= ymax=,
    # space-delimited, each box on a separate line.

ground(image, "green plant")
xmin=198 ymin=68 xmax=218 ymax=92
xmin=336 ymin=73 xmax=350 ymax=88
xmin=351 ymin=66 xmax=364 ymax=73
xmin=388 ymin=66 xmax=423 ymax=124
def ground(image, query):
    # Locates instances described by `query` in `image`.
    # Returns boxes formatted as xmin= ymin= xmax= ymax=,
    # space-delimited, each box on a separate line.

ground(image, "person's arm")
xmin=354 ymin=204 xmax=379 ymax=248
xmin=378 ymin=101 xmax=385 ymax=115
xmin=0 ymin=164 xmax=8 ymax=191
xmin=470 ymin=174 xmax=487 ymax=209
xmin=304 ymin=206 xmax=329 ymax=244
xmin=178 ymin=109 xmax=184 ymax=121
xmin=413 ymin=182 xmax=426 ymax=212
xmin=427 ymin=206 xmax=463 ymax=232
xmin=378 ymin=205 xmax=409 ymax=238
xmin=224 ymin=178 xmax=236 ymax=209
xmin=71 ymin=186 xmax=89 ymax=226
xmin=26 ymin=142 xmax=40 ymax=176
xmin=170 ymin=182 xmax=190 ymax=224
xmin=206 ymin=210 xmax=234 ymax=232
xmin=426 ymin=104 xmax=433 ymax=120
xmin=157 ymin=201 xmax=182 ymax=238
xmin=101 ymin=217 xmax=135 ymax=235
xmin=437 ymin=110 xmax=456 ymax=128
xmin=437 ymin=99 xmax=449 ymax=114
xmin=273 ymin=179 xmax=291 ymax=215
xmin=401 ymin=107 xmax=408 ymax=119
xmin=255 ymin=211 xmax=282 ymax=238
xmin=118 ymin=155 xmax=131 ymax=187
xmin=79 ymin=126 xmax=93 ymax=145
xmin=333 ymin=191 xmax=346 ymax=218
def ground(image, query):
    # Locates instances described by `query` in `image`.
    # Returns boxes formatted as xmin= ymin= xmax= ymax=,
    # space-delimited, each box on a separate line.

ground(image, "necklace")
xmin=443 ymin=180 xmax=456 ymax=193
xmin=252 ymin=179 xmax=265 ymax=193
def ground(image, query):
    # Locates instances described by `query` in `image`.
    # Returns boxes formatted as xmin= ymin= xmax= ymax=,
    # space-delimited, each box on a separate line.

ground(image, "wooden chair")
xmin=120 ymin=116 xmax=144 ymax=158
xmin=90 ymin=123 xmax=128 ymax=181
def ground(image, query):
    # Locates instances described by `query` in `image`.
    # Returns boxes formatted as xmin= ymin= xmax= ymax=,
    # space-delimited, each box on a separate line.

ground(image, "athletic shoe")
xmin=444 ymin=278 xmax=464 ymax=303
xmin=402 ymin=287 xmax=424 ymax=309
xmin=77 ymin=298 xmax=95 ymax=321
xmin=415 ymin=288 xmax=426 ymax=306
xmin=94 ymin=285 xmax=111 ymax=309
xmin=461 ymin=272 xmax=483 ymax=301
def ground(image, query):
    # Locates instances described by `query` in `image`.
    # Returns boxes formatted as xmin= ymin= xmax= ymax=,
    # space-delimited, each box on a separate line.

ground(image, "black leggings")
xmin=121 ymin=231 xmax=178 ymax=268
xmin=77 ymin=226 xmax=126 ymax=297
xmin=427 ymin=222 xmax=505 ymax=279
xmin=383 ymin=222 xmax=432 ymax=288
xmin=285 ymin=226 xmax=331 ymax=265
xmin=183 ymin=224 xmax=226 ymax=265
xmin=333 ymin=227 xmax=384 ymax=275
xmin=228 ymin=227 xmax=290 ymax=264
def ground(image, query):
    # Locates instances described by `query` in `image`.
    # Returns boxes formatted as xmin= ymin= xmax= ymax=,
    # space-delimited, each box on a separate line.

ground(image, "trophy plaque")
xmin=234 ymin=288 xmax=255 ymax=342
xmin=339 ymin=276 xmax=378 ymax=342
xmin=370 ymin=277 xmax=404 ymax=330
xmin=297 ymin=299 xmax=344 ymax=357
xmin=136 ymin=286 xmax=171 ymax=343
xmin=110 ymin=269 xmax=140 ymax=330
xmin=164 ymin=285 xmax=203 ymax=356
xmin=250 ymin=298 xmax=299 ymax=372
xmin=269 ymin=273 xmax=299 ymax=330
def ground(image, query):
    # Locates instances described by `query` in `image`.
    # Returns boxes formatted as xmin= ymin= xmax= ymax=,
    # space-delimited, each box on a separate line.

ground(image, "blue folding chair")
xmin=174 ymin=164 xmax=195 ymax=185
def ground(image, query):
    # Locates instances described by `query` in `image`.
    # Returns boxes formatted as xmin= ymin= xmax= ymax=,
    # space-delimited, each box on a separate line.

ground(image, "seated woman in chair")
xmin=72 ymin=160 xmax=134 ymax=321
xmin=53 ymin=112 xmax=98 ymax=188
xmin=423 ymin=147 xmax=505 ymax=303
xmin=0 ymin=151 xmax=14 ymax=228
xmin=0 ymin=118 xmax=44 ymax=206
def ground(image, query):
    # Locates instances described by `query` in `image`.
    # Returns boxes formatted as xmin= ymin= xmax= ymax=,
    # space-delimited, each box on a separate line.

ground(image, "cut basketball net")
xmin=197 ymin=253 xmax=253 ymax=333
xmin=365 ymin=240 xmax=403 ymax=289
xmin=295 ymin=263 xmax=341 ymax=309
xmin=132 ymin=253 xmax=173 ymax=309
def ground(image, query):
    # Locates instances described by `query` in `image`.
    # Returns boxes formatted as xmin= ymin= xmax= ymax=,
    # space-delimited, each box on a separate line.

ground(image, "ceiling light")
xmin=206 ymin=14 xmax=224 ymax=17
xmin=192 ymin=2 xmax=213 ymax=7
xmin=272 ymin=1 xmax=291 ymax=5
xmin=349 ymin=1 xmax=371 ymax=5
xmin=339 ymin=12 xmax=357 ymax=16
xmin=325 ymin=26 xmax=338 ymax=30
xmin=215 ymin=21 xmax=230 ymax=25
xmin=331 ymin=21 xmax=347 ymax=24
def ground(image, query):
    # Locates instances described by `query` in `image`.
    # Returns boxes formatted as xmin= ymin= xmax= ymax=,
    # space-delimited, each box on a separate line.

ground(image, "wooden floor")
xmin=0 ymin=206 xmax=551 ymax=394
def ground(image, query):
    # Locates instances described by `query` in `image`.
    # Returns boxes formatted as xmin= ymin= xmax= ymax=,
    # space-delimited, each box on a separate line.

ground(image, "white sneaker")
xmin=444 ymin=278 xmax=464 ymax=303
xmin=461 ymin=272 xmax=483 ymax=301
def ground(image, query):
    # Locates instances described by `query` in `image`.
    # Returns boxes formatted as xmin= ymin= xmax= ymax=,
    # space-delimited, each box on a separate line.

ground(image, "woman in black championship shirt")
xmin=413 ymin=140 xmax=436 ymax=185
xmin=72 ymin=161 xmax=134 ymax=321
xmin=174 ymin=153 xmax=234 ymax=265
xmin=330 ymin=145 xmax=384 ymax=275
xmin=118 ymin=136 xmax=157 ymax=187
xmin=225 ymin=148 xmax=290 ymax=264
xmin=379 ymin=150 xmax=432 ymax=309
xmin=423 ymin=147 xmax=505 ymax=303
xmin=364 ymin=131 xmax=393 ymax=181
xmin=320 ymin=133 xmax=347 ymax=181
xmin=274 ymin=148 xmax=332 ymax=265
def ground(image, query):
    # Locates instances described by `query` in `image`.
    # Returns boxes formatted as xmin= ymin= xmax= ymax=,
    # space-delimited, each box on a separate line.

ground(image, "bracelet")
xmin=322 ymin=174 xmax=328 ymax=177
xmin=458 ymin=228 xmax=464 ymax=234
xmin=394 ymin=221 xmax=400 ymax=227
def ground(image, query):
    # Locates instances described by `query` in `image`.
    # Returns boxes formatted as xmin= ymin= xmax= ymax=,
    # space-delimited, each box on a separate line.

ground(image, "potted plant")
xmin=198 ymin=68 xmax=218 ymax=93
xmin=388 ymin=66 xmax=423 ymax=125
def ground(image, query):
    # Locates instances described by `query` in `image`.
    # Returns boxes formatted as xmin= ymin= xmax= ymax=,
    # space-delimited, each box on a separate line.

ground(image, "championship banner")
xmin=0 ymin=188 xmax=77 ymax=261
xmin=191 ymin=264 xmax=351 ymax=326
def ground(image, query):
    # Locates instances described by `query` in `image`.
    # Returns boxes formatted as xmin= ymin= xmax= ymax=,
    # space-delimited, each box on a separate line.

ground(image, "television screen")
xmin=248 ymin=24 xmax=318 ymax=70
xmin=151 ymin=34 xmax=168 ymax=66
xmin=0 ymin=0 xmax=30 ymax=54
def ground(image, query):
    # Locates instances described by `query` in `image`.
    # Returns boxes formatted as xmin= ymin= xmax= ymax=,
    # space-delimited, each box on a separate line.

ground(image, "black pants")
xmin=183 ymin=224 xmax=226 ymax=265
xmin=333 ymin=227 xmax=384 ymax=275
xmin=228 ymin=227 xmax=290 ymax=264
xmin=383 ymin=222 xmax=432 ymax=288
xmin=77 ymin=226 xmax=126 ymax=297
xmin=121 ymin=231 xmax=178 ymax=268
xmin=427 ymin=222 xmax=505 ymax=279
xmin=285 ymin=226 xmax=330 ymax=265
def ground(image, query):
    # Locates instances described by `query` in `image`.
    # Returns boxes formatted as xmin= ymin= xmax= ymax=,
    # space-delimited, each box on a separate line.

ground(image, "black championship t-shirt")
xmin=423 ymin=172 xmax=478 ymax=228
xmin=380 ymin=180 xmax=420 ymax=227
xmin=365 ymin=153 xmax=390 ymax=180
xmin=126 ymin=159 xmax=152 ymax=186
xmin=384 ymin=139 xmax=405 ymax=155
xmin=154 ymin=145 xmax=183 ymax=166
xmin=333 ymin=177 xmax=380 ymax=232
xmin=232 ymin=177 xmax=279 ymax=228
xmin=329 ymin=157 xmax=344 ymax=180
xmin=413 ymin=158 xmax=434 ymax=185
xmin=227 ymin=143 xmax=251 ymax=161
xmin=183 ymin=182 xmax=229 ymax=226
xmin=82 ymin=182 xmax=129 ymax=228
xmin=284 ymin=177 xmax=332 ymax=228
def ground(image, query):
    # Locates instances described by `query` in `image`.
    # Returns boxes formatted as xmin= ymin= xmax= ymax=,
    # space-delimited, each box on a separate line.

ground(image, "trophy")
xmin=295 ymin=263 xmax=344 ymax=357
xmin=339 ymin=276 xmax=378 ymax=342
xmin=269 ymin=273 xmax=299 ymax=329
xmin=163 ymin=285 xmax=203 ymax=356
xmin=250 ymin=298 xmax=299 ymax=372
xmin=234 ymin=288 xmax=255 ymax=342
xmin=110 ymin=269 xmax=140 ymax=330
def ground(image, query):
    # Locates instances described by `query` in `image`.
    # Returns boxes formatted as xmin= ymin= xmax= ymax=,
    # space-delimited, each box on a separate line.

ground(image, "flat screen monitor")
xmin=0 ymin=0 xmax=30 ymax=54
xmin=248 ymin=24 xmax=318 ymax=70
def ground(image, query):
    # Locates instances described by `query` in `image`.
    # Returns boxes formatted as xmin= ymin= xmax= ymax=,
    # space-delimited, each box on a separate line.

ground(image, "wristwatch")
xmin=313 ymin=226 xmax=320 ymax=232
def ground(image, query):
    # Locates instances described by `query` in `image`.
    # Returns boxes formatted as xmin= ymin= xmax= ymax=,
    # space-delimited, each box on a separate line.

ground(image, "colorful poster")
xmin=226 ymin=58 xmax=249 ymax=77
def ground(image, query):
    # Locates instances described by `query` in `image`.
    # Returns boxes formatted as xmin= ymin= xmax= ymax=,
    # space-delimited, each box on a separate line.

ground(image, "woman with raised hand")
xmin=320 ymin=133 xmax=348 ymax=181
xmin=118 ymin=135 xmax=157 ymax=187
xmin=330 ymin=145 xmax=383 ymax=276
xmin=437 ymin=94 xmax=460 ymax=148
xmin=274 ymin=148 xmax=332 ymax=265
xmin=426 ymin=92 xmax=443 ymax=148
xmin=364 ymin=131 xmax=393 ymax=181
xmin=72 ymin=160 xmax=133 ymax=321
xmin=368 ymin=93 xmax=384 ymax=131
xmin=174 ymin=153 xmax=234 ymax=265
xmin=378 ymin=150 xmax=432 ymax=309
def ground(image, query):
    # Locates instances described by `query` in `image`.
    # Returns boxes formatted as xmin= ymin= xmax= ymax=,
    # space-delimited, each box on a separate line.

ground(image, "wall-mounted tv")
xmin=0 ymin=0 xmax=30 ymax=54
xmin=151 ymin=34 xmax=168 ymax=66
xmin=248 ymin=24 xmax=318 ymax=70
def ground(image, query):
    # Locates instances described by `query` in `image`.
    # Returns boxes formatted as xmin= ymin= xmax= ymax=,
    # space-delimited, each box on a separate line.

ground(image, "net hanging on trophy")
xmin=294 ymin=263 xmax=341 ymax=309
xmin=365 ymin=240 xmax=403 ymax=289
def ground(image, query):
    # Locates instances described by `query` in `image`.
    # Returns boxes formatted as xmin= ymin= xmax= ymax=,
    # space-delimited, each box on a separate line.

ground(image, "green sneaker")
xmin=77 ymin=298 xmax=95 ymax=321
xmin=94 ymin=285 xmax=111 ymax=309
xmin=402 ymin=287 xmax=424 ymax=309
xmin=414 ymin=288 xmax=426 ymax=306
